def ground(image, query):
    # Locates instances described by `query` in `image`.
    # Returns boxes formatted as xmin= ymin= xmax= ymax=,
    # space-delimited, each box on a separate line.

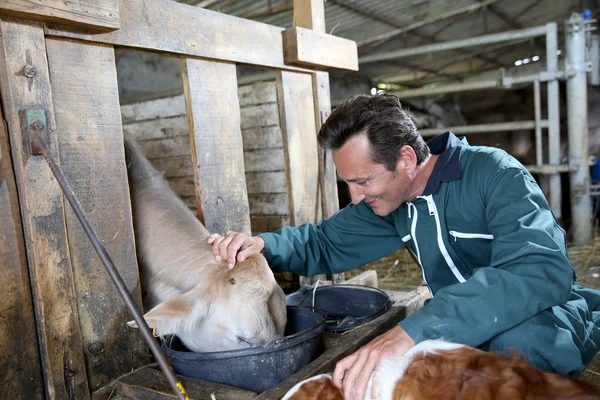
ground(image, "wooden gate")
xmin=0 ymin=0 xmax=357 ymax=398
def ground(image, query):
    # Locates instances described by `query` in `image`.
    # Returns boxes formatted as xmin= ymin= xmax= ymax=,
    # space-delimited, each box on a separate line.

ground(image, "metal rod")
xmin=526 ymin=164 xmax=573 ymax=174
xmin=533 ymin=80 xmax=543 ymax=166
xmin=590 ymin=34 xmax=599 ymax=85
xmin=418 ymin=120 xmax=547 ymax=137
xmin=31 ymin=134 xmax=189 ymax=400
xmin=359 ymin=25 xmax=548 ymax=64
xmin=566 ymin=14 xmax=593 ymax=245
xmin=546 ymin=22 xmax=562 ymax=219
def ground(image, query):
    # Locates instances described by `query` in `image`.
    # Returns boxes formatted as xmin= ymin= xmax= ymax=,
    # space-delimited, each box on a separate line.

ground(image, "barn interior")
xmin=2 ymin=0 xmax=600 ymax=399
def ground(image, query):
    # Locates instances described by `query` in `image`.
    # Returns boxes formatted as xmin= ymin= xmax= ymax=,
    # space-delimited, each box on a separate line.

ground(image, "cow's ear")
xmin=126 ymin=293 xmax=207 ymax=335
xmin=268 ymin=284 xmax=288 ymax=335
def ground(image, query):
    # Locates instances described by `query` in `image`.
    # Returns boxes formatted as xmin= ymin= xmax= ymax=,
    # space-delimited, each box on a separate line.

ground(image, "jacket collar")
xmin=422 ymin=131 xmax=464 ymax=196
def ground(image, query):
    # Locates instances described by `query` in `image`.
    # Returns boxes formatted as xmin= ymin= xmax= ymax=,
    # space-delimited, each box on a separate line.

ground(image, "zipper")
xmin=407 ymin=202 xmax=431 ymax=295
xmin=422 ymin=195 xmax=467 ymax=283
xmin=449 ymin=231 xmax=494 ymax=242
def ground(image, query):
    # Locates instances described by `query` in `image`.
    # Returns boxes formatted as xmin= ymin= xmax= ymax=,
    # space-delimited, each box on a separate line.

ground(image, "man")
xmin=209 ymin=94 xmax=600 ymax=400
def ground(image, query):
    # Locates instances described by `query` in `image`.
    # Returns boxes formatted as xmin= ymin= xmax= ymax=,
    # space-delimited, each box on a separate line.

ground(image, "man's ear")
xmin=126 ymin=292 xmax=208 ymax=336
xmin=398 ymin=145 xmax=417 ymax=173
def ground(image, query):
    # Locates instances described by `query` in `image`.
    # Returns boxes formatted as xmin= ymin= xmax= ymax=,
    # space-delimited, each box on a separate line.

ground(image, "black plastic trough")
xmin=161 ymin=306 xmax=327 ymax=393
xmin=285 ymin=284 xmax=392 ymax=333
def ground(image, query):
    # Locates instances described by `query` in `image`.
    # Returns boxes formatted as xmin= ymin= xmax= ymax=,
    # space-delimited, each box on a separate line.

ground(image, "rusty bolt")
xmin=23 ymin=65 xmax=36 ymax=78
xmin=32 ymin=120 xmax=45 ymax=130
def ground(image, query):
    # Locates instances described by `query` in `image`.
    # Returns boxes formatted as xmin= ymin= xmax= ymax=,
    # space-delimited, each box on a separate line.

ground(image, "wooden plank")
xmin=240 ymin=103 xmax=280 ymax=130
xmin=248 ymin=193 xmax=289 ymax=215
xmin=167 ymin=176 xmax=196 ymax=198
xmin=238 ymin=81 xmax=277 ymax=107
xmin=244 ymin=148 xmax=285 ymax=172
xmin=139 ymin=136 xmax=190 ymax=160
xmin=245 ymin=171 xmax=287 ymax=194
xmin=118 ymin=367 xmax=257 ymax=400
xmin=182 ymin=57 xmax=251 ymax=235
xmin=283 ymin=27 xmax=359 ymax=71
xmin=293 ymin=0 xmax=326 ymax=32
xmin=45 ymin=38 xmax=148 ymax=391
xmin=242 ymin=126 xmax=283 ymax=150
xmin=120 ymin=94 xmax=185 ymax=124
xmin=123 ymin=115 xmax=188 ymax=141
xmin=0 ymin=18 xmax=90 ymax=399
xmin=0 ymin=0 xmax=120 ymax=32
xmin=276 ymin=71 xmax=319 ymax=227
xmin=313 ymin=72 xmax=339 ymax=219
xmin=0 ymin=103 xmax=44 ymax=398
xmin=150 ymin=156 xmax=194 ymax=178
xmin=45 ymin=0 xmax=312 ymax=73
xmin=313 ymin=72 xmax=343 ymax=284
xmin=250 ymin=215 xmax=290 ymax=234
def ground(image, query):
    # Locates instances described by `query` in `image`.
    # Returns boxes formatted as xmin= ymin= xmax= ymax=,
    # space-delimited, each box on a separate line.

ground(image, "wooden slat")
xmin=118 ymin=367 xmax=256 ymax=400
xmin=0 ymin=103 xmax=44 ymax=398
xmin=276 ymin=71 xmax=320 ymax=227
xmin=313 ymin=72 xmax=339 ymax=219
xmin=167 ymin=176 xmax=195 ymax=198
xmin=151 ymin=156 xmax=194 ymax=178
xmin=0 ymin=18 xmax=90 ymax=399
xmin=123 ymin=115 xmax=188 ymax=141
xmin=0 ymin=0 xmax=120 ymax=32
xmin=139 ymin=136 xmax=190 ymax=160
xmin=45 ymin=0 xmax=312 ymax=73
xmin=313 ymin=71 xmax=343 ymax=284
xmin=245 ymin=171 xmax=287 ymax=194
xmin=243 ymin=148 xmax=285 ymax=172
xmin=45 ymin=38 xmax=148 ymax=391
xmin=182 ymin=57 xmax=251 ymax=235
xmin=250 ymin=215 xmax=290 ymax=234
xmin=248 ymin=193 xmax=289 ymax=215
xmin=240 ymin=103 xmax=280 ymax=130
xmin=120 ymin=94 xmax=185 ymax=123
xmin=283 ymin=27 xmax=359 ymax=71
xmin=238 ymin=81 xmax=278 ymax=106
xmin=242 ymin=126 xmax=283 ymax=150
xmin=293 ymin=0 xmax=326 ymax=32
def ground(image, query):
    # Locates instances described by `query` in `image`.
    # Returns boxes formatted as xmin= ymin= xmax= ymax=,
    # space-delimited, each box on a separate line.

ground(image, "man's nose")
xmin=349 ymin=185 xmax=365 ymax=205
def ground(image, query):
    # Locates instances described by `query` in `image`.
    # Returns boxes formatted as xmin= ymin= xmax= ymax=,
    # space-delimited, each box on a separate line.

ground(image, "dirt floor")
xmin=343 ymin=229 xmax=600 ymax=385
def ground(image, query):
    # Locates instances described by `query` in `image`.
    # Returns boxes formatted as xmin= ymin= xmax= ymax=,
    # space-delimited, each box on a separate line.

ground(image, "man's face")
xmin=333 ymin=134 xmax=413 ymax=216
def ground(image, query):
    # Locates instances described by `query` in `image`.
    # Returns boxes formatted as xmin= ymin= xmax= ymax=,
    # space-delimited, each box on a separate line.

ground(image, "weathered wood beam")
xmin=0 ymin=18 xmax=90 ymax=399
xmin=181 ymin=57 xmax=252 ymax=235
xmin=0 ymin=0 xmax=120 ymax=31
xmin=45 ymin=0 xmax=313 ymax=73
xmin=282 ymin=26 xmax=359 ymax=71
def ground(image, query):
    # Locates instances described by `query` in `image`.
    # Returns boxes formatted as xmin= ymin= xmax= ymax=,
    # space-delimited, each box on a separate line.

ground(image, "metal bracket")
xmin=19 ymin=108 xmax=48 ymax=158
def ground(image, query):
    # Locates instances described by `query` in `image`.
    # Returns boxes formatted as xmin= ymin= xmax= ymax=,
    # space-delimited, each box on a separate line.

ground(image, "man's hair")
xmin=317 ymin=94 xmax=429 ymax=171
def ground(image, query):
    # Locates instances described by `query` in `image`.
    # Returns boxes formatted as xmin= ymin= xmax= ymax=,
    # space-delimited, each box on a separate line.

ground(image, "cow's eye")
xmin=229 ymin=278 xmax=236 ymax=285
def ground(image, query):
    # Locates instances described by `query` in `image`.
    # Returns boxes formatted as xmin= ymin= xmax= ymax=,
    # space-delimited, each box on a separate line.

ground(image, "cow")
xmin=123 ymin=136 xmax=287 ymax=353
xmin=282 ymin=340 xmax=600 ymax=400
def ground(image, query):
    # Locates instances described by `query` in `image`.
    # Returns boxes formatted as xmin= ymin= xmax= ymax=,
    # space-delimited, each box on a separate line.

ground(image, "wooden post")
xmin=45 ymin=37 xmax=148 ymax=391
xmin=0 ymin=98 xmax=44 ymax=398
xmin=289 ymin=0 xmax=344 ymax=285
xmin=0 ymin=18 xmax=90 ymax=399
xmin=181 ymin=57 xmax=252 ymax=236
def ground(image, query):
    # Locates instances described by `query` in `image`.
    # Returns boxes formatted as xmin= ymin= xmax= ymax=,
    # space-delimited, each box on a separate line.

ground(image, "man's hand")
xmin=332 ymin=325 xmax=415 ymax=400
xmin=207 ymin=231 xmax=265 ymax=269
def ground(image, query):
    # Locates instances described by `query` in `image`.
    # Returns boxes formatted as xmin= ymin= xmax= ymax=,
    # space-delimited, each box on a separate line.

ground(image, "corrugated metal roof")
xmin=178 ymin=0 xmax=596 ymax=86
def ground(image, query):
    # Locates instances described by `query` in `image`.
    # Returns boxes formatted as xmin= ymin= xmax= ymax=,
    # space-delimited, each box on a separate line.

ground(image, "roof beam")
xmin=355 ymin=0 xmax=499 ymax=47
xmin=330 ymin=0 xmax=507 ymax=69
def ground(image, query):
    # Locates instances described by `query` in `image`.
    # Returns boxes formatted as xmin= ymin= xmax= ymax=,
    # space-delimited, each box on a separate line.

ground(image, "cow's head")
xmin=127 ymin=253 xmax=287 ymax=352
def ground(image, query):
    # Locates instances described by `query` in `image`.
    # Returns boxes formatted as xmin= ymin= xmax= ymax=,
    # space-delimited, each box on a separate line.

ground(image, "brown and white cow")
xmin=123 ymin=136 xmax=287 ymax=353
xmin=283 ymin=340 xmax=600 ymax=400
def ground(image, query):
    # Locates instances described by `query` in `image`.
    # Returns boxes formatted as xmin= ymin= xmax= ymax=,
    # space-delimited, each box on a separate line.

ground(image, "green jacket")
xmin=259 ymin=132 xmax=592 ymax=349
